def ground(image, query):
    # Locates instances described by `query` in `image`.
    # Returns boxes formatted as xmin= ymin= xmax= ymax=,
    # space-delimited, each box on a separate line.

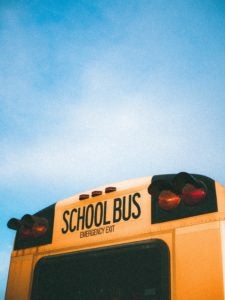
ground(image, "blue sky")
xmin=1 ymin=0 xmax=225 ymax=297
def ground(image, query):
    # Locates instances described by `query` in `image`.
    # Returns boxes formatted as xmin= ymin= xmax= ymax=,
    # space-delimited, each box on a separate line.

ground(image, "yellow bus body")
xmin=5 ymin=176 xmax=225 ymax=299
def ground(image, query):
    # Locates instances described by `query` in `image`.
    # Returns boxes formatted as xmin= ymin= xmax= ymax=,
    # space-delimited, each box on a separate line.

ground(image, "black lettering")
xmin=61 ymin=210 xmax=70 ymax=234
xmin=69 ymin=208 xmax=77 ymax=232
xmin=122 ymin=195 xmax=132 ymax=221
xmin=77 ymin=207 xmax=85 ymax=230
xmin=94 ymin=202 xmax=103 ymax=227
xmin=113 ymin=198 xmax=122 ymax=223
xmin=106 ymin=225 xmax=115 ymax=233
xmin=132 ymin=192 xmax=141 ymax=219
xmin=103 ymin=201 xmax=111 ymax=225
xmin=85 ymin=204 xmax=94 ymax=229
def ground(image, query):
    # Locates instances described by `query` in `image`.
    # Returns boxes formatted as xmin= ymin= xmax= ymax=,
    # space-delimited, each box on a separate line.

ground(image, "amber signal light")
xmin=105 ymin=186 xmax=117 ymax=193
xmin=79 ymin=194 xmax=89 ymax=200
xmin=92 ymin=191 xmax=103 ymax=197
xmin=158 ymin=190 xmax=181 ymax=211
xmin=79 ymin=187 xmax=117 ymax=201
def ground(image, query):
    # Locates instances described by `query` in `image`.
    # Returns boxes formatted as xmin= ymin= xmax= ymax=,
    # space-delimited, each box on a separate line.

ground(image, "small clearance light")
xmin=158 ymin=190 xmax=181 ymax=211
xmin=92 ymin=191 xmax=102 ymax=197
xmin=79 ymin=194 xmax=89 ymax=200
xmin=181 ymin=183 xmax=207 ymax=206
xmin=105 ymin=187 xmax=117 ymax=193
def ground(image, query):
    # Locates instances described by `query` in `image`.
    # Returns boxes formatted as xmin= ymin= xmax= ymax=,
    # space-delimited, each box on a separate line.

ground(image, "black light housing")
xmin=149 ymin=172 xmax=217 ymax=224
xmin=173 ymin=172 xmax=207 ymax=193
xmin=7 ymin=204 xmax=55 ymax=250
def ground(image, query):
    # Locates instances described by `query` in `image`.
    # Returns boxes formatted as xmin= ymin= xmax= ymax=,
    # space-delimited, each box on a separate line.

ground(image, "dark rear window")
xmin=31 ymin=240 xmax=170 ymax=300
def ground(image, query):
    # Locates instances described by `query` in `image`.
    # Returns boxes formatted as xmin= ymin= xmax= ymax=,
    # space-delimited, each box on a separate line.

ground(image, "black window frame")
xmin=31 ymin=239 xmax=170 ymax=300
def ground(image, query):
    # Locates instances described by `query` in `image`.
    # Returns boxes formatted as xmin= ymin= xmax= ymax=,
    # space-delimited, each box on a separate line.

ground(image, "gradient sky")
xmin=1 ymin=0 xmax=225 ymax=297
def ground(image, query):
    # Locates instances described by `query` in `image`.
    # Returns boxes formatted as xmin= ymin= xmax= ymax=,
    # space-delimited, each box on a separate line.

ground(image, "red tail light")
xmin=19 ymin=223 xmax=48 ymax=239
xmin=158 ymin=190 xmax=181 ymax=211
xmin=16 ymin=215 xmax=49 ymax=239
xmin=20 ymin=226 xmax=33 ymax=239
xmin=181 ymin=183 xmax=207 ymax=205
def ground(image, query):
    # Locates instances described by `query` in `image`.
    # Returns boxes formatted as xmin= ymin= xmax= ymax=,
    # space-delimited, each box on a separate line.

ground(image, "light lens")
xmin=20 ymin=223 xmax=48 ymax=239
xmin=79 ymin=194 xmax=89 ymax=200
xmin=32 ymin=223 xmax=48 ymax=237
xmin=181 ymin=183 xmax=206 ymax=205
xmin=158 ymin=190 xmax=181 ymax=211
xmin=105 ymin=187 xmax=117 ymax=193
xmin=20 ymin=226 xmax=33 ymax=239
xmin=92 ymin=191 xmax=102 ymax=197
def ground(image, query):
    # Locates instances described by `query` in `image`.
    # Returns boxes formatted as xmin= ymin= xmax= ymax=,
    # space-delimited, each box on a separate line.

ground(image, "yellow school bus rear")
xmin=6 ymin=172 xmax=225 ymax=299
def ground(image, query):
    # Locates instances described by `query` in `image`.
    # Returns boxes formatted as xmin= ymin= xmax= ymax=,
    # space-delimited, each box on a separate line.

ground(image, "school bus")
xmin=5 ymin=172 xmax=225 ymax=299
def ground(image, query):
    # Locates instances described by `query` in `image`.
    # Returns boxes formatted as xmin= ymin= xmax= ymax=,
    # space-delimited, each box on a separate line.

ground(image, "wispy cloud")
xmin=1 ymin=2 xmax=225 ymax=296
xmin=1 ymin=2 xmax=225 ymax=190
xmin=1 ymin=85 xmax=224 ymax=190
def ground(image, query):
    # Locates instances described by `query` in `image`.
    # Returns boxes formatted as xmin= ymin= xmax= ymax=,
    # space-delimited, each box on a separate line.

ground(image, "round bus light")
xmin=20 ymin=226 xmax=33 ymax=239
xmin=158 ymin=190 xmax=181 ymax=211
xmin=19 ymin=215 xmax=49 ymax=239
xmin=32 ymin=223 xmax=48 ymax=237
xmin=181 ymin=183 xmax=207 ymax=206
